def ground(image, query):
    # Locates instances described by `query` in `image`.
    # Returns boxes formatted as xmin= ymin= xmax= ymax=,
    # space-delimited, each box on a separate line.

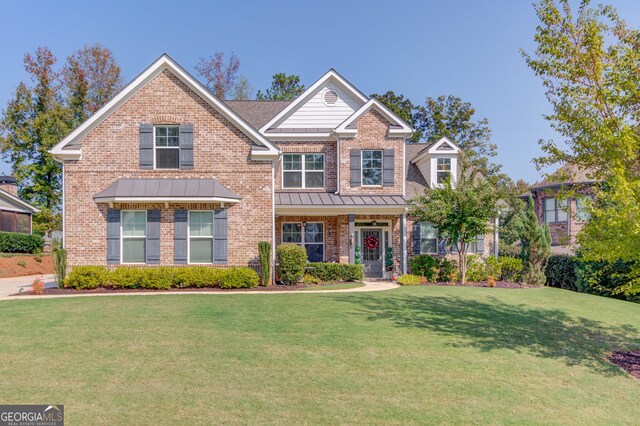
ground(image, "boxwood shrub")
xmin=0 ymin=232 xmax=44 ymax=254
xmin=409 ymin=255 xmax=440 ymax=282
xmin=65 ymin=266 xmax=259 ymax=290
xmin=276 ymin=243 xmax=307 ymax=285
xmin=397 ymin=274 xmax=421 ymax=286
xmin=306 ymin=263 xmax=364 ymax=282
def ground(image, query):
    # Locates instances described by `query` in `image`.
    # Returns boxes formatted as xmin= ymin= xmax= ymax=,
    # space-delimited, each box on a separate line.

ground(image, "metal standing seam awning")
xmin=93 ymin=178 xmax=242 ymax=204
xmin=275 ymin=192 xmax=409 ymax=215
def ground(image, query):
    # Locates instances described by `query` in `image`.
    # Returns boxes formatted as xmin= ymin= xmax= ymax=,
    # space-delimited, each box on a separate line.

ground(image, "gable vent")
xmin=323 ymin=90 xmax=339 ymax=106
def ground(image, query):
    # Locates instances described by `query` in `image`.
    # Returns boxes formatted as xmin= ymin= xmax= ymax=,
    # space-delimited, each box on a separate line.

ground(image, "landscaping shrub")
xmin=485 ymin=257 xmax=501 ymax=279
xmin=220 ymin=267 xmax=259 ymax=289
xmin=410 ymin=255 xmax=440 ymax=282
xmin=397 ymin=274 xmax=421 ymax=286
xmin=109 ymin=267 xmax=146 ymax=289
xmin=32 ymin=277 xmax=44 ymax=295
xmin=306 ymin=263 xmax=364 ymax=282
xmin=438 ymin=258 xmax=458 ymax=282
xmin=303 ymin=273 xmax=320 ymax=285
xmin=499 ymin=256 xmax=523 ymax=282
xmin=545 ymin=255 xmax=578 ymax=290
xmin=66 ymin=266 xmax=109 ymax=289
xmin=575 ymin=259 xmax=635 ymax=298
xmin=466 ymin=255 xmax=488 ymax=282
xmin=498 ymin=242 xmax=522 ymax=259
xmin=172 ymin=266 xmax=226 ymax=288
xmin=258 ymin=241 xmax=271 ymax=286
xmin=0 ymin=232 xmax=44 ymax=254
xmin=276 ymin=243 xmax=308 ymax=285
xmin=521 ymin=264 xmax=546 ymax=286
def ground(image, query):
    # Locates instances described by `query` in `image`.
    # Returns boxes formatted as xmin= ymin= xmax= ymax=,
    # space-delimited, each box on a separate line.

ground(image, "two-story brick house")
xmin=50 ymin=54 xmax=494 ymax=280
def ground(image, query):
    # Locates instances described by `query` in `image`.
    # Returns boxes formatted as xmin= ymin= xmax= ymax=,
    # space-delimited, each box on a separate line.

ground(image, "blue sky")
xmin=1 ymin=0 xmax=639 ymax=182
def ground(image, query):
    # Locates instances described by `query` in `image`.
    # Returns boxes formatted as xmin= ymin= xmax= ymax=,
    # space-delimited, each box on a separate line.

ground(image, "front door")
xmin=361 ymin=229 xmax=383 ymax=278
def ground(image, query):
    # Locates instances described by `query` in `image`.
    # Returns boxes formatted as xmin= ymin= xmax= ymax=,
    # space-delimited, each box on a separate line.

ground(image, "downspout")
xmin=53 ymin=157 xmax=66 ymax=249
xmin=271 ymin=159 xmax=276 ymax=285
xmin=494 ymin=211 xmax=499 ymax=258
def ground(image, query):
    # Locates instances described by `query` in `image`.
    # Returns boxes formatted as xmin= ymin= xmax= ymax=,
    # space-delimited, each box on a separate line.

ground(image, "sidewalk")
xmin=0 ymin=278 xmax=399 ymax=301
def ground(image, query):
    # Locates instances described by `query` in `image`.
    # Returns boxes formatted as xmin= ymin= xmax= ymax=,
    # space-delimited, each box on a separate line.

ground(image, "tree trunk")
xmin=458 ymin=245 xmax=467 ymax=284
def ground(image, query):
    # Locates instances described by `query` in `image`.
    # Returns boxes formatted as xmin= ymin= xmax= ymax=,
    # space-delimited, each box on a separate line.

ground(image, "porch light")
xmin=328 ymin=225 xmax=333 ymax=236
xmin=371 ymin=220 xmax=377 ymax=226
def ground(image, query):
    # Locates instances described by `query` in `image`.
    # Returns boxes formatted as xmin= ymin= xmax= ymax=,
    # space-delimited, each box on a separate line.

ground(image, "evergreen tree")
xmin=256 ymin=73 xmax=305 ymax=100
xmin=519 ymin=196 xmax=551 ymax=284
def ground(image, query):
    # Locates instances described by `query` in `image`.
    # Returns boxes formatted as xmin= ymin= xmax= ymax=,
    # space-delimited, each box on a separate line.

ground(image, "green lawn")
xmin=1 ymin=287 xmax=639 ymax=425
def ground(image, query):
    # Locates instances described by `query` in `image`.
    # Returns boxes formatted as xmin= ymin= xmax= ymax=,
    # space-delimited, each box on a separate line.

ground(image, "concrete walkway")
xmin=0 ymin=277 xmax=399 ymax=301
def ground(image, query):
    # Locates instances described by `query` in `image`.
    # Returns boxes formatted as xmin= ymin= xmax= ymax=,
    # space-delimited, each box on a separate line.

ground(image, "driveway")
xmin=0 ymin=274 xmax=55 ymax=298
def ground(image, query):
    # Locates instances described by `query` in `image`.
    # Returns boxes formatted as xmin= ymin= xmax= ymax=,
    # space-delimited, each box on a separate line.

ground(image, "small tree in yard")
xmin=258 ymin=241 xmax=271 ymax=286
xmin=520 ymin=196 xmax=551 ymax=285
xmin=411 ymin=161 xmax=498 ymax=284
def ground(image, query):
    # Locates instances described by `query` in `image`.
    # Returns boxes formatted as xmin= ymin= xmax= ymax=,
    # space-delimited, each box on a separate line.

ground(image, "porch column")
xmin=348 ymin=214 xmax=355 ymax=264
xmin=400 ymin=212 xmax=407 ymax=274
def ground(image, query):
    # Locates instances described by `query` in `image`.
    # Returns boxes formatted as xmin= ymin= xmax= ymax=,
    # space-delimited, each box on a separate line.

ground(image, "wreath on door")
xmin=363 ymin=235 xmax=379 ymax=250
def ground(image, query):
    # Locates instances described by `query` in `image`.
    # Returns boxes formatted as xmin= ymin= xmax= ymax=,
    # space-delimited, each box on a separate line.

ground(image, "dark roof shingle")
xmin=224 ymin=100 xmax=291 ymax=129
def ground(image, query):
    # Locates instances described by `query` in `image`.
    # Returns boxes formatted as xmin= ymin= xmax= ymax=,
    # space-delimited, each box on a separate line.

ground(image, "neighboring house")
xmin=0 ymin=176 xmax=39 ymax=234
xmin=50 ymin=54 xmax=495 ymax=279
xmin=525 ymin=164 xmax=597 ymax=254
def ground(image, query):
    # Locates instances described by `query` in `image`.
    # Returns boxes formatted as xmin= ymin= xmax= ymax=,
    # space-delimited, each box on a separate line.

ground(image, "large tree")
xmin=256 ymin=73 xmax=305 ymax=101
xmin=523 ymin=0 xmax=640 ymax=295
xmin=411 ymin=160 xmax=498 ymax=284
xmin=195 ymin=52 xmax=240 ymax=99
xmin=63 ymin=44 xmax=122 ymax=126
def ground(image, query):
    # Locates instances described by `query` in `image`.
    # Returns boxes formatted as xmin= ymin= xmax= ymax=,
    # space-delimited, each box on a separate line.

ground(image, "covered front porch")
xmin=275 ymin=192 xmax=409 ymax=278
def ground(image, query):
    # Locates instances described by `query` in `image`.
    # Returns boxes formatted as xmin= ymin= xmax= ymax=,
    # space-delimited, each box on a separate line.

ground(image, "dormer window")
xmin=436 ymin=158 xmax=452 ymax=184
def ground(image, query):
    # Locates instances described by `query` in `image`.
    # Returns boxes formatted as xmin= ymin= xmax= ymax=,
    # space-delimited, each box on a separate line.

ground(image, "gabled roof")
xmin=258 ymin=69 xmax=369 ymax=134
xmin=530 ymin=163 xmax=598 ymax=191
xmin=411 ymin=137 xmax=461 ymax=164
xmin=50 ymin=54 xmax=280 ymax=161
xmin=334 ymin=98 xmax=413 ymax=137
xmin=224 ymin=100 xmax=291 ymax=129
xmin=0 ymin=188 xmax=39 ymax=213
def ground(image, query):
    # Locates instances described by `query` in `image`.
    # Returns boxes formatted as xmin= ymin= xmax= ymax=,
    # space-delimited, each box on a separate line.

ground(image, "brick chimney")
xmin=0 ymin=176 xmax=18 ymax=197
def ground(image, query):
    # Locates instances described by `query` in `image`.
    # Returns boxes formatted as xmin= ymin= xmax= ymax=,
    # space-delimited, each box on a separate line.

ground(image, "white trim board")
xmin=50 ymin=54 xmax=281 ymax=161
xmin=334 ymin=98 xmax=413 ymax=137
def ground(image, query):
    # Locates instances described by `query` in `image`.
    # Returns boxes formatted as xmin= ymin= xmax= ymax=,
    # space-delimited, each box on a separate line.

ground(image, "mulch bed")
xmin=412 ymin=281 xmax=537 ymax=289
xmin=13 ymin=282 xmax=355 ymax=296
xmin=608 ymin=351 xmax=640 ymax=380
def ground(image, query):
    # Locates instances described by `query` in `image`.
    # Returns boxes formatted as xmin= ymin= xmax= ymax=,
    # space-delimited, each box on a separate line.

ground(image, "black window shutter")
xmin=383 ymin=149 xmax=395 ymax=187
xmin=140 ymin=124 xmax=154 ymax=169
xmin=174 ymin=210 xmax=188 ymax=264
xmin=413 ymin=222 xmax=421 ymax=255
xmin=107 ymin=209 xmax=121 ymax=264
xmin=179 ymin=124 xmax=194 ymax=170
xmin=350 ymin=149 xmax=361 ymax=187
xmin=214 ymin=209 xmax=228 ymax=264
xmin=146 ymin=210 xmax=161 ymax=264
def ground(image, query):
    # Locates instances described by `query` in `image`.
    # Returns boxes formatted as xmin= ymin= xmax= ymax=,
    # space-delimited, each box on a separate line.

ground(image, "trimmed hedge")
xmin=276 ymin=244 xmax=307 ymax=285
xmin=397 ymin=274 xmax=421 ymax=286
xmin=306 ymin=263 xmax=364 ymax=282
xmin=545 ymin=255 xmax=578 ymax=291
xmin=65 ymin=266 xmax=259 ymax=290
xmin=0 ymin=232 xmax=44 ymax=254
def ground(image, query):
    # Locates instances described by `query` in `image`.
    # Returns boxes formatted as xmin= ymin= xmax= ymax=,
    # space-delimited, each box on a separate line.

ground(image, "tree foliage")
xmin=519 ymin=196 xmax=551 ymax=285
xmin=0 ymin=45 xmax=121 ymax=235
xmin=523 ymin=0 xmax=640 ymax=295
xmin=232 ymin=75 xmax=253 ymax=100
xmin=257 ymin=73 xmax=305 ymax=101
xmin=410 ymin=160 xmax=498 ymax=284
xmin=370 ymin=91 xmax=422 ymax=142
xmin=195 ymin=51 xmax=241 ymax=99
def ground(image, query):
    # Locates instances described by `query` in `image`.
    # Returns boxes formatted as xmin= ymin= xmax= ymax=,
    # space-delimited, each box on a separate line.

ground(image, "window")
xmin=283 ymin=154 xmax=324 ymax=188
xmin=16 ymin=213 xmax=30 ymax=233
xmin=419 ymin=223 xmax=438 ymax=254
xmin=0 ymin=211 xmax=15 ymax=232
xmin=155 ymin=125 xmax=180 ymax=169
xmin=362 ymin=150 xmax=383 ymax=186
xmin=576 ymin=196 xmax=593 ymax=222
xmin=189 ymin=211 xmax=214 ymax=263
xmin=544 ymin=197 xmax=568 ymax=223
xmin=468 ymin=235 xmax=485 ymax=254
xmin=282 ymin=222 xmax=324 ymax=262
xmin=437 ymin=158 xmax=452 ymax=185
xmin=121 ymin=211 xmax=146 ymax=263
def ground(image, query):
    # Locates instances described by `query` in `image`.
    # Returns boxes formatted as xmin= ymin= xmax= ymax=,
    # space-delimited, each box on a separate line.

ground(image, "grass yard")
xmin=1 ymin=287 xmax=639 ymax=425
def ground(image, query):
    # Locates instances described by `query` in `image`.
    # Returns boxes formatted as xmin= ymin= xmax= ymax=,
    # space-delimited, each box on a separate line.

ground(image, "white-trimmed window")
xmin=419 ymin=223 xmax=438 ymax=254
xmin=468 ymin=235 xmax=485 ymax=254
xmin=576 ymin=196 xmax=592 ymax=222
xmin=155 ymin=125 xmax=180 ymax=169
xmin=282 ymin=222 xmax=324 ymax=262
xmin=437 ymin=158 xmax=452 ymax=185
xmin=362 ymin=150 xmax=383 ymax=186
xmin=283 ymin=154 xmax=324 ymax=188
xmin=189 ymin=211 xmax=214 ymax=263
xmin=544 ymin=198 xmax=568 ymax=223
xmin=121 ymin=210 xmax=146 ymax=263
